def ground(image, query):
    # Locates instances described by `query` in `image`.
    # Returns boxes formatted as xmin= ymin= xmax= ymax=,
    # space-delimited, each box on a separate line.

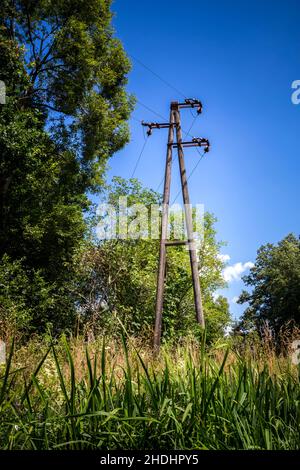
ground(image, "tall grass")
xmin=0 ymin=335 xmax=299 ymax=450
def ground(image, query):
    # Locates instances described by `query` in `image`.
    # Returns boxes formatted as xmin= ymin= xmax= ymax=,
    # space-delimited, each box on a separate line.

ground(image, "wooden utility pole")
xmin=153 ymin=108 xmax=175 ymax=349
xmin=173 ymin=104 xmax=205 ymax=328
xmin=142 ymin=99 xmax=210 ymax=352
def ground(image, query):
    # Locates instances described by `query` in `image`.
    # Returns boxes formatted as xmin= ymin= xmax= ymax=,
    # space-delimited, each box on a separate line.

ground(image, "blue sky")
xmin=104 ymin=0 xmax=300 ymax=320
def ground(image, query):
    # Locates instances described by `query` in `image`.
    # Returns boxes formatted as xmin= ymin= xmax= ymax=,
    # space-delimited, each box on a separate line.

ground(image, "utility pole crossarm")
xmin=142 ymin=121 xmax=176 ymax=136
xmin=173 ymin=137 xmax=210 ymax=151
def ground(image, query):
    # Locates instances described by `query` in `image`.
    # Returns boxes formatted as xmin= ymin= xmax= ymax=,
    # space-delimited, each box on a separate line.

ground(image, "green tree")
xmin=238 ymin=234 xmax=300 ymax=335
xmin=0 ymin=41 xmax=86 ymax=332
xmin=75 ymin=177 xmax=231 ymax=343
xmin=0 ymin=0 xmax=133 ymax=195
xmin=0 ymin=1 xmax=133 ymax=182
xmin=0 ymin=1 xmax=133 ymax=334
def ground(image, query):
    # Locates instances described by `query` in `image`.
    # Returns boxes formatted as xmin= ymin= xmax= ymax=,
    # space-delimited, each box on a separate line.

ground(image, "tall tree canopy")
xmin=238 ymin=233 xmax=300 ymax=334
xmin=0 ymin=1 xmax=133 ymax=334
xmin=0 ymin=0 xmax=133 ymax=190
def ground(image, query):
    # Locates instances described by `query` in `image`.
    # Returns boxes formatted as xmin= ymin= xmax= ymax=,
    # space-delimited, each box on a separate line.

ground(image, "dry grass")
xmin=11 ymin=326 xmax=300 ymax=387
xmin=0 ymin=330 xmax=299 ymax=450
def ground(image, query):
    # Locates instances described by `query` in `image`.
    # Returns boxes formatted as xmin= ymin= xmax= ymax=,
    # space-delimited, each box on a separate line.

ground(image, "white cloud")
xmin=223 ymin=261 xmax=254 ymax=283
xmin=218 ymin=254 xmax=231 ymax=263
xmin=231 ymin=296 xmax=239 ymax=304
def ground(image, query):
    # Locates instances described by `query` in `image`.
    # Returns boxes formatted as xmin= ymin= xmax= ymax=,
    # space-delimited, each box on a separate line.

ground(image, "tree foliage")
xmin=0 ymin=1 xmax=133 ymax=334
xmin=0 ymin=0 xmax=134 ymax=190
xmin=75 ymin=177 xmax=231 ymax=343
xmin=238 ymin=234 xmax=300 ymax=334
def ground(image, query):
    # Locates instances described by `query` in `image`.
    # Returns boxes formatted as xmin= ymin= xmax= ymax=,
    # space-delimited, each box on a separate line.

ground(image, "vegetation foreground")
xmin=0 ymin=335 xmax=299 ymax=450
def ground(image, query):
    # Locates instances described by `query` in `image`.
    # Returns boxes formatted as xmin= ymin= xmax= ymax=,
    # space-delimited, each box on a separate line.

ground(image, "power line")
xmin=133 ymin=100 xmax=206 ymax=199
xmin=133 ymin=100 xmax=195 ymax=141
xmin=127 ymin=55 xmax=206 ymax=198
xmin=131 ymin=115 xmax=143 ymax=124
xmin=171 ymin=149 xmax=206 ymax=205
xmin=142 ymin=123 xmax=147 ymax=141
xmin=136 ymin=99 xmax=167 ymax=121
xmin=183 ymin=113 xmax=199 ymax=139
xmin=136 ymin=99 xmax=197 ymax=140
xmin=129 ymin=53 xmax=187 ymax=100
xmin=129 ymin=53 xmax=198 ymax=134
xmin=155 ymin=176 xmax=165 ymax=193
xmin=130 ymin=136 xmax=149 ymax=178
xmin=155 ymin=112 xmax=199 ymax=192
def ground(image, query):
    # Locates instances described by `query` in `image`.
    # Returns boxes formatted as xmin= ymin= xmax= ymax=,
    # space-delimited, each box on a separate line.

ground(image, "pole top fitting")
xmin=192 ymin=137 xmax=210 ymax=152
xmin=181 ymin=98 xmax=203 ymax=114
